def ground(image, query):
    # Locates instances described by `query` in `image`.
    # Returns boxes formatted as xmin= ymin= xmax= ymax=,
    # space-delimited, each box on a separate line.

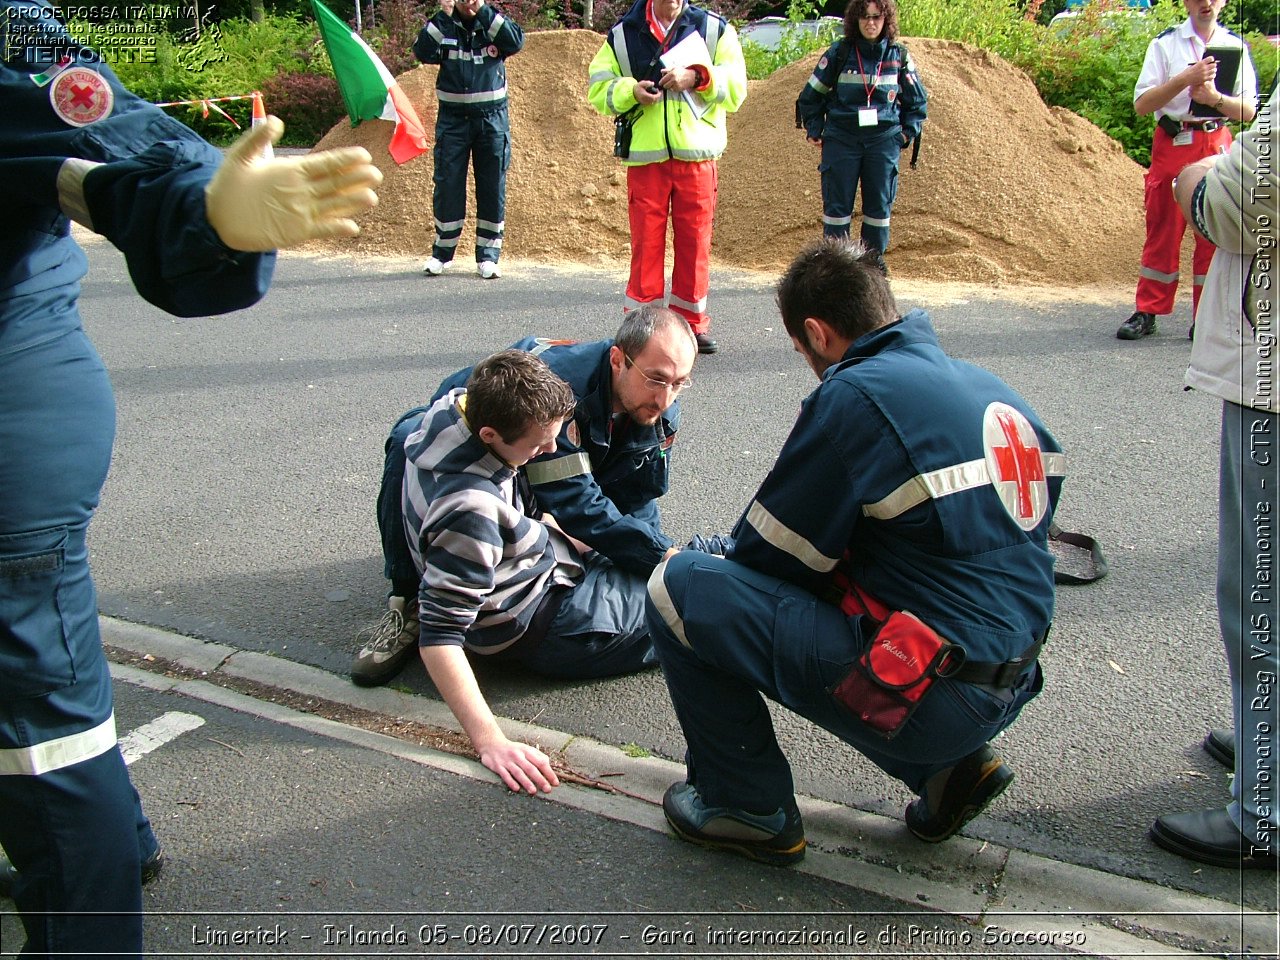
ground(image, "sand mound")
xmin=313 ymin=30 xmax=1145 ymax=285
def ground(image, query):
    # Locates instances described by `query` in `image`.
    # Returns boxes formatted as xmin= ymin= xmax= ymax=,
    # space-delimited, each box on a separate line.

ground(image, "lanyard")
xmin=854 ymin=47 xmax=884 ymax=107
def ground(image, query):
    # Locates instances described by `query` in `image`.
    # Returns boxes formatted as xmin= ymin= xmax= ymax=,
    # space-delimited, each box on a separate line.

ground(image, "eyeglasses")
xmin=860 ymin=13 xmax=884 ymax=21
xmin=623 ymin=352 xmax=693 ymax=393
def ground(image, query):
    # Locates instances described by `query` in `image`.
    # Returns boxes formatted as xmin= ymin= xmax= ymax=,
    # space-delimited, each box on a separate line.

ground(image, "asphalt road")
xmin=75 ymin=235 xmax=1267 ymax=910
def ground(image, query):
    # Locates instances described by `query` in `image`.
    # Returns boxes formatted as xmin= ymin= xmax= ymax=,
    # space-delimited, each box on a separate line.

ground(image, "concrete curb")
xmin=102 ymin=616 xmax=1274 ymax=958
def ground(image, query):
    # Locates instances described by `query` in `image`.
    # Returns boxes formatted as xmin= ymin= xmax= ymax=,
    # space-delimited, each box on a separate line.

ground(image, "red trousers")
xmin=1136 ymin=124 xmax=1232 ymax=317
xmin=626 ymin=159 xmax=718 ymax=334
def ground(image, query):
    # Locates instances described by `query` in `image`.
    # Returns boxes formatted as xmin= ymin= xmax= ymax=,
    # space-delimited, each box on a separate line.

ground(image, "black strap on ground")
xmin=1048 ymin=521 xmax=1108 ymax=585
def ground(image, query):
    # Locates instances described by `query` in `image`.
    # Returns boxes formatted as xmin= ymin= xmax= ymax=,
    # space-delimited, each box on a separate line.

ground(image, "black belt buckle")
xmin=1201 ymin=119 xmax=1222 ymax=133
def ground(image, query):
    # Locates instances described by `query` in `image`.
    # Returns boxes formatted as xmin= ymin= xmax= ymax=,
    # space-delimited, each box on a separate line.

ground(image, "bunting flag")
xmin=311 ymin=0 xmax=429 ymax=164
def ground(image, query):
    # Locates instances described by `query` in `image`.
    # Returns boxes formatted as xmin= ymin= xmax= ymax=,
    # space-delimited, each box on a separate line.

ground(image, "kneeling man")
xmin=647 ymin=239 xmax=1065 ymax=864
xmin=408 ymin=350 xmax=651 ymax=794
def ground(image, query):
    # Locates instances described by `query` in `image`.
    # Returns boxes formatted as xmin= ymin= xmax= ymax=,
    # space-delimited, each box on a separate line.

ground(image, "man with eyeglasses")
xmin=351 ymin=305 xmax=697 ymax=687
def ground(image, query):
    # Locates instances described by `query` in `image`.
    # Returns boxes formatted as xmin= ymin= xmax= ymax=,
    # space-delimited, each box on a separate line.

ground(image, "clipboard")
xmin=1190 ymin=46 xmax=1242 ymax=117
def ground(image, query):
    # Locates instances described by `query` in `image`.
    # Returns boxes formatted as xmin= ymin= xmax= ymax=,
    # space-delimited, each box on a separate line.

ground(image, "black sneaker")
xmin=1203 ymin=728 xmax=1234 ymax=769
xmin=1116 ymin=311 xmax=1156 ymax=340
xmin=695 ymin=333 xmax=719 ymax=355
xmin=905 ymin=744 xmax=1014 ymax=842
xmin=662 ymin=782 xmax=806 ymax=865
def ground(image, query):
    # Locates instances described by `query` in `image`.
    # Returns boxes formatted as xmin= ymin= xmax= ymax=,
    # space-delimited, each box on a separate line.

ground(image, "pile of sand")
xmin=313 ymin=30 xmax=1146 ymax=285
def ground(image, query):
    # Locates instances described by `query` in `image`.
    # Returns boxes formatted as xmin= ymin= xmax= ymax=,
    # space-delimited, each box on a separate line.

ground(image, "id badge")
xmin=858 ymin=107 xmax=878 ymax=127
xmin=1172 ymin=130 xmax=1193 ymax=147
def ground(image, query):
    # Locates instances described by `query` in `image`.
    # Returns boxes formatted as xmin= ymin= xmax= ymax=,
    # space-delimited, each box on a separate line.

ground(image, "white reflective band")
xmin=435 ymin=216 xmax=465 ymax=231
xmin=437 ymin=87 xmax=507 ymax=104
xmin=823 ymin=214 xmax=853 ymax=226
xmin=487 ymin=13 xmax=505 ymax=38
xmin=863 ymin=214 xmax=891 ymax=227
xmin=669 ymin=292 xmax=707 ymax=313
xmin=863 ymin=459 xmax=989 ymax=520
xmin=0 ymin=713 xmax=117 ymax=776
xmin=745 ymin=501 xmax=838 ymax=573
xmin=647 ymin=559 xmax=691 ymax=649
xmin=1139 ymin=265 xmax=1179 ymax=284
xmin=864 ymin=453 xmax=1068 ymax=521
xmin=525 ymin=452 xmax=591 ymax=486
xmin=476 ymin=218 xmax=505 ymax=232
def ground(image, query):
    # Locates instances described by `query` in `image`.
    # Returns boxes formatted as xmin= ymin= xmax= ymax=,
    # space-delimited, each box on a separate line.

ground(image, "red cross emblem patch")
xmin=50 ymin=67 xmax=113 ymax=128
xmin=982 ymin=402 xmax=1048 ymax=530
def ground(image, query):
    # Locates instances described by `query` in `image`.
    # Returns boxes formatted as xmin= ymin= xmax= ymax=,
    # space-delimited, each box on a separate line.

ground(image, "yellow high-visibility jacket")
xmin=587 ymin=1 xmax=747 ymax=166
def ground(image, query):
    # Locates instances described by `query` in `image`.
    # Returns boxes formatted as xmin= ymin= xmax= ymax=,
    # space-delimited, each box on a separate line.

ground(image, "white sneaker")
xmin=477 ymin=261 xmax=501 ymax=280
xmin=422 ymin=257 xmax=452 ymax=276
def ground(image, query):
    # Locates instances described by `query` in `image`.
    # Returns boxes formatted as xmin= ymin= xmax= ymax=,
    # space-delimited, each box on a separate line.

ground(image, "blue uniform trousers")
xmin=431 ymin=108 xmax=509 ymax=265
xmin=377 ymin=406 xmax=429 ymax=600
xmin=1219 ymin=402 xmax=1279 ymax=848
xmin=820 ymin=127 xmax=901 ymax=254
xmin=0 ymin=329 xmax=158 ymax=958
xmin=647 ymin=551 xmax=1040 ymax=814
xmin=507 ymin=552 xmax=655 ymax=679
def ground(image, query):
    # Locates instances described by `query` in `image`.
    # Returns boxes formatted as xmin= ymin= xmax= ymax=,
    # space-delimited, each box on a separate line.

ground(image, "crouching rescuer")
xmin=645 ymin=238 xmax=1064 ymax=864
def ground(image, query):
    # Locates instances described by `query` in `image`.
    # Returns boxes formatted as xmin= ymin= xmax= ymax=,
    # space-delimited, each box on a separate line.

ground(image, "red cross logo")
xmin=983 ymin=402 xmax=1049 ymax=531
xmin=50 ymin=67 xmax=113 ymax=128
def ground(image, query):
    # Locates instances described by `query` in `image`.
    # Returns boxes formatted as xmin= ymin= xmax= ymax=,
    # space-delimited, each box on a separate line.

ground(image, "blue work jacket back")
xmin=413 ymin=4 xmax=524 ymax=118
xmin=433 ymin=337 xmax=678 ymax=575
xmin=730 ymin=310 xmax=1064 ymax=664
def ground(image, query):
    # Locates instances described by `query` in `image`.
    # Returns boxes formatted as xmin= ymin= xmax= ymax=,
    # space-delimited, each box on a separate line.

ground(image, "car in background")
xmin=739 ymin=15 xmax=842 ymax=52
xmin=1048 ymin=0 xmax=1151 ymax=36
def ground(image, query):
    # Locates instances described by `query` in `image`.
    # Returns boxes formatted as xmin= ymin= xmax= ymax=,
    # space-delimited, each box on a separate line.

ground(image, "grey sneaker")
xmin=350 ymin=596 xmax=419 ymax=687
xmin=662 ymin=782 xmax=806 ymax=865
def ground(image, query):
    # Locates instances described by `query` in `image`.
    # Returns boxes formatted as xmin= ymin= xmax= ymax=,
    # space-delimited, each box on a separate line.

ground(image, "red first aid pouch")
xmin=829 ymin=609 xmax=965 ymax=739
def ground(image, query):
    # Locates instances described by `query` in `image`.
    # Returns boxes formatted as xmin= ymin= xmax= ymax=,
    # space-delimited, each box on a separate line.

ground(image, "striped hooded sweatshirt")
xmin=402 ymin=389 xmax=582 ymax=653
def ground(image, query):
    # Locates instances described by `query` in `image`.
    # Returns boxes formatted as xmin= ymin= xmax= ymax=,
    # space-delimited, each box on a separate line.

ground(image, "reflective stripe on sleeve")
xmin=525 ymin=452 xmax=591 ymax=486
xmin=744 ymin=501 xmax=839 ymax=573
xmin=0 ymin=713 xmax=118 ymax=777
xmin=864 ymin=453 xmax=1068 ymax=521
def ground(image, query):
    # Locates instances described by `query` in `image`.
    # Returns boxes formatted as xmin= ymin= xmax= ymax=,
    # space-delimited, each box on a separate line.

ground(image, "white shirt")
xmin=1134 ymin=18 xmax=1257 ymax=122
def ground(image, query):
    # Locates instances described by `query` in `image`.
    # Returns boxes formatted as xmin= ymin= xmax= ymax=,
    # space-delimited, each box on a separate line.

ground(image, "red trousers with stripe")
xmin=1136 ymin=124 xmax=1232 ymax=317
xmin=626 ymin=159 xmax=718 ymax=334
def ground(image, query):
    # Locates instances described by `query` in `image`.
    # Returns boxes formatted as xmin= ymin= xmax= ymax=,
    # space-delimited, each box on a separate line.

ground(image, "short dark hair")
xmin=775 ymin=238 xmax=898 ymax=345
xmin=844 ymin=0 xmax=898 ymax=44
xmin=465 ymin=350 xmax=576 ymax=444
xmin=614 ymin=304 xmax=696 ymax=357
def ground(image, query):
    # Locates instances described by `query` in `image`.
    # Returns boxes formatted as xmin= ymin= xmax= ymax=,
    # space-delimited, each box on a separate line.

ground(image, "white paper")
xmin=659 ymin=33 xmax=714 ymax=121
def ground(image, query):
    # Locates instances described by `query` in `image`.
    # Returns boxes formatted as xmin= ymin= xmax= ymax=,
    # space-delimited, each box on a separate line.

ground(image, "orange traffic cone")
xmin=251 ymin=91 xmax=272 ymax=159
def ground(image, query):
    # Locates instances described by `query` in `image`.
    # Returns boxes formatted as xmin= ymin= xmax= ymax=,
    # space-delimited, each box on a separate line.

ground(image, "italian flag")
xmin=311 ymin=0 xmax=429 ymax=164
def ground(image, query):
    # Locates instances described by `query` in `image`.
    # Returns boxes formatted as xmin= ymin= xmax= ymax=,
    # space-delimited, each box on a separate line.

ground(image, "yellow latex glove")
xmin=205 ymin=116 xmax=382 ymax=252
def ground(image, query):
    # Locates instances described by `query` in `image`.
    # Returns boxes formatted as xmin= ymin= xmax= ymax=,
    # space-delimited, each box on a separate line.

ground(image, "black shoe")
xmin=0 ymin=845 xmax=163 ymax=900
xmin=1150 ymin=808 xmax=1277 ymax=869
xmin=1203 ymin=728 xmax=1235 ymax=769
xmin=905 ymin=744 xmax=1014 ymax=843
xmin=695 ymin=333 xmax=718 ymax=355
xmin=1116 ymin=311 xmax=1157 ymax=340
xmin=662 ymin=782 xmax=806 ymax=865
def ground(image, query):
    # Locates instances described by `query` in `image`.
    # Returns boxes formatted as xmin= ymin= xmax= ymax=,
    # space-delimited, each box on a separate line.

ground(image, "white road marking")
xmin=119 ymin=711 xmax=206 ymax=766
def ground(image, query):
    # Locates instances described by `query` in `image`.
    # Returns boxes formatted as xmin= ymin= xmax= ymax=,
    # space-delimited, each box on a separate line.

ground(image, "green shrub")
xmin=259 ymin=71 xmax=348 ymax=146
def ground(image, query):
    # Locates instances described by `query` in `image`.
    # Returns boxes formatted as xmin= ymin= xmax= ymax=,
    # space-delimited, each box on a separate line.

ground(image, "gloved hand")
xmin=205 ymin=116 xmax=382 ymax=252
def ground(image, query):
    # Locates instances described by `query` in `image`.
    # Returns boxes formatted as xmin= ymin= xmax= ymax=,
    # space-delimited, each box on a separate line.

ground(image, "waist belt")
xmin=950 ymin=631 xmax=1047 ymax=687
xmin=1158 ymin=115 xmax=1223 ymax=137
